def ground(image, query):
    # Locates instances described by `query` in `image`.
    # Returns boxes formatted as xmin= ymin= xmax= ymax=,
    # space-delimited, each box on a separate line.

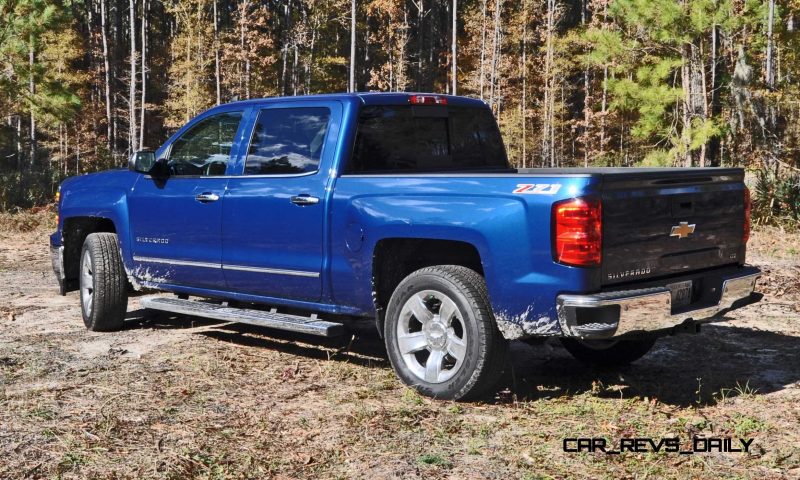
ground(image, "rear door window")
xmin=348 ymin=105 xmax=508 ymax=173
xmin=245 ymin=107 xmax=331 ymax=175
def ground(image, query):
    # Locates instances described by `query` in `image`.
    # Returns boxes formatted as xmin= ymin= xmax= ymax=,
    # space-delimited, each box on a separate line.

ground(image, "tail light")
xmin=408 ymin=94 xmax=447 ymax=105
xmin=553 ymin=197 xmax=602 ymax=267
xmin=743 ymin=186 xmax=751 ymax=244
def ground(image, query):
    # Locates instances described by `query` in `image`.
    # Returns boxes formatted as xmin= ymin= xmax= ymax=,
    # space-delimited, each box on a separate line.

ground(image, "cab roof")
xmin=213 ymin=92 xmax=488 ymax=110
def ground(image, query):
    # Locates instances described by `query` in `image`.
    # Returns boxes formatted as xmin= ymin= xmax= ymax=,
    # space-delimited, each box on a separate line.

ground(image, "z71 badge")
xmin=513 ymin=183 xmax=562 ymax=195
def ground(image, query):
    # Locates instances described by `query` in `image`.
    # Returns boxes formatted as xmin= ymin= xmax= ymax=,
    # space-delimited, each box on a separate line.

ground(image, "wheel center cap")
xmin=425 ymin=322 xmax=448 ymax=349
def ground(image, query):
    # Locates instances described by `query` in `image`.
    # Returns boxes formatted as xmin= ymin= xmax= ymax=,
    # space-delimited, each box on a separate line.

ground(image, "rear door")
xmin=128 ymin=110 xmax=246 ymax=289
xmin=221 ymin=101 xmax=341 ymax=301
xmin=601 ymin=169 xmax=746 ymax=286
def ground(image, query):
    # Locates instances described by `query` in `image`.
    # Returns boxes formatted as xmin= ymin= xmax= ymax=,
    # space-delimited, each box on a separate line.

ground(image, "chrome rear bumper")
xmin=557 ymin=266 xmax=761 ymax=339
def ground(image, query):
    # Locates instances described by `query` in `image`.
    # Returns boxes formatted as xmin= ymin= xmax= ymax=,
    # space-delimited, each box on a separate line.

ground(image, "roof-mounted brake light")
xmin=409 ymin=95 xmax=447 ymax=105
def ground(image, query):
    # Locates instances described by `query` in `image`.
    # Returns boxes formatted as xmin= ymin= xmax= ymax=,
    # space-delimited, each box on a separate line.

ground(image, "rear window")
xmin=245 ymin=107 xmax=330 ymax=175
xmin=348 ymin=105 xmax=508 ymax=173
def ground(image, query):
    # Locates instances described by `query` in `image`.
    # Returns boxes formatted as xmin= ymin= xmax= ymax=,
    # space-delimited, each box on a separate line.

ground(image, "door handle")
xmin=290 ymin=195 xmax=320 ymax=206
xmin=195 ymin=192 xmax=220 ymax=203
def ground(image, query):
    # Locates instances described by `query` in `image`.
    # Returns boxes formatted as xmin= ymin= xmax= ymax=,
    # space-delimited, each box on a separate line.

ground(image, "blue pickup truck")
xmin=51 ymin=93 xmax=761 ymax=400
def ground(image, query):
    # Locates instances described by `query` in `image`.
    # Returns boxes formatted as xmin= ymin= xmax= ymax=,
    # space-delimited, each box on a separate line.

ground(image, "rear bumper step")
xmin=556 ymin=266 xmax=761 ymax=339
xmin=140 ymin=296 xmax=345 ymax=337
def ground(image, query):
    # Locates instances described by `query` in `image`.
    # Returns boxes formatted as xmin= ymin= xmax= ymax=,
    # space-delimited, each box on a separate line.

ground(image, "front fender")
xmin=57 ymin=170 xmax=137 ymax=269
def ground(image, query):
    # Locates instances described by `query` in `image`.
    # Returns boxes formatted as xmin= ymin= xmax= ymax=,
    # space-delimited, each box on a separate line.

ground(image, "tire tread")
xmin=81 ymin=233 xmax=127 ymax=331
xmin=385 ymin=265 xmax=508 ymax=401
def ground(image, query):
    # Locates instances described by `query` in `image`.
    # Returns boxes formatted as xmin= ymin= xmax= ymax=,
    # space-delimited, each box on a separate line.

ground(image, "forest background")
xmin=1 ymin=0 xmax=798 ymax=225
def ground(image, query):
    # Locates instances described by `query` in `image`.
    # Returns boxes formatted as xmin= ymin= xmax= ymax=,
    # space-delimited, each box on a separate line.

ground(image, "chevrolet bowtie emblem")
xmin=670 ymin=222 xmax=696 ymax=239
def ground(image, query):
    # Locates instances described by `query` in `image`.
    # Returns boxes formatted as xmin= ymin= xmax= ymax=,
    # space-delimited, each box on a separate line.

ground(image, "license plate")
xmin=668 ymin=280 xmax=693 ymax=308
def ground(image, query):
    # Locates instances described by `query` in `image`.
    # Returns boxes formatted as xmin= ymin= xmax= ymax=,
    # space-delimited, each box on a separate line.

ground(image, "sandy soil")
xmin=0 ymin=216 xmax=798 ymax=479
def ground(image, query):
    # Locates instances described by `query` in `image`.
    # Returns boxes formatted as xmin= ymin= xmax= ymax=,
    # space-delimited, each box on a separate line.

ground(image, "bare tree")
xmin=213 ymin=0 xmax=221 ymax=105
xmin=766 ymin=0 xmax=776 ymax=89
xmin=128 ymin=0 xmax=137 ymax=156
xmin=139 ymin=0 xmax=147 ymax=150
xmin=349 ymin=0 xmax=356 ymax=92
xmin=582 ymin=0 xmax=589 ymax=167
xmin=478 ymin=0 xmax=487 ymax=100
xmin=489 ymin=0 xmax=502 ymax=109
xmin=521 ymin=0 xmax=527 ymax=168
xmin=29 ymin=37 xmax=36 ymax=169
xmin=100 ymin=0 xmax=112 ymax=155
xmin=451 ymin=0 xmax=457 ymax=95
xmin=541 ymin=0 xmax=556 ymax=167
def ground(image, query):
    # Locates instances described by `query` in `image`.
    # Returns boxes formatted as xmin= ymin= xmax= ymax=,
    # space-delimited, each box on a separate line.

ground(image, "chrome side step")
xmin=140 ymin=296 xmax=345 ymax=337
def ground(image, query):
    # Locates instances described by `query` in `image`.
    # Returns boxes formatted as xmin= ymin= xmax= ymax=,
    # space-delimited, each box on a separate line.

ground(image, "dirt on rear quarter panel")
xmin=0 ymin=210 xmax=799 ymax=479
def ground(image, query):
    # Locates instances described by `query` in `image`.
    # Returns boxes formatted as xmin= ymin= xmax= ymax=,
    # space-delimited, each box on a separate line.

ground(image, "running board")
xmin=140 ymin=296 xmax=345 ymax=337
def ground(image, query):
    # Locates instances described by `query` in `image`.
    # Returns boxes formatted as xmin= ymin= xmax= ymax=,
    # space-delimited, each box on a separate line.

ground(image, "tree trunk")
xmin=281 ymin=0 xmax=291 ymax=95
xmin=139 ymin=0 xmax=147 ymax=150
xmin=707 ymin=23 xmax=720 ymax=166
xmin=16 ymin=116 xmax=22 ymax=172
xmin=582 ymin=0 xmax=590 ymax=167
xmin=766 ymin=0 xmax=775 ymax=89
xmin=681 ymin=41 xmax=706 ymax=167
xmin=349 ymin=0 xmax=356 ymax=92
xmin=29 ymin=38 xmax=36 ymax=172
xmin=489 ymin=0 xmax=502 ymax=109
xmin=599 ymin=1 xmax=608 ymax=160
xmin=101 ymin=0 xmax=114 ymax=157
xmin=214 ymin=0 xmax=221 ymax=105
xmin=128 ymin=0 xmax=137 ymax=157
xmin=416 ymin=0 xmax=424 ymax=90
xmin=521 ymin=0 xmax=527 ymax=168
xmin=308 ymin=15 xmax=317 ymax=93
xmin=293 ymin=43 xmax=299 ymax=96
xmin=541 ymin=0 xmax=555 ymax=167
xmin=478 ymin=0 xmax=487 ymax=100
xmin=451 ymin=0 xmax=457 ymax=95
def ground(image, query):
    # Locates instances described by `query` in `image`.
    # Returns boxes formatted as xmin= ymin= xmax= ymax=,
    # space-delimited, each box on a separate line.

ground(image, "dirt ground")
xmin=1 ymin=212 xmax=798 ymax=479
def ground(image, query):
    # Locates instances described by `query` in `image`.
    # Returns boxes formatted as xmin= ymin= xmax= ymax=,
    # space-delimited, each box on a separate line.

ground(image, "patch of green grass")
xmin=57 ymin=451 xmax=86 ymax=473
xmin=476 ymin=423 xmax=493 ymax=439
xmin=466 ymin=438 xmax=485 ymax=455
xmin=401 ymin=387 xmax=424 ymax=406
xmin=28 ymin=405 xmax=55 ymax=420
xmin=714 ymin=380 xmax=760 ymax=403
xmin=418 ymin=453 xmax=452 ymax=468
xmin=730 ymin=413 xmax=767 ymax=437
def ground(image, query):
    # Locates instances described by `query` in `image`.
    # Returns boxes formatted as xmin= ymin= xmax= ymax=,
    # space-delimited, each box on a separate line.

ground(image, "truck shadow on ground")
xmin=126 ymin=309 xmax=800 ymax=407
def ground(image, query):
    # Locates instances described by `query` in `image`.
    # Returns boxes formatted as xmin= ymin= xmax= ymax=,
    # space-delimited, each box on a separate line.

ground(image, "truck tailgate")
xmin=600 ymin=168 xmax=746 ymax=286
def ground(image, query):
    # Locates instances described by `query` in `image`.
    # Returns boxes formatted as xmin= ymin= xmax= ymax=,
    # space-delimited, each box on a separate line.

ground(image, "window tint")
xmin=245 ymin=107 xmax=331 ymax=175
xmin=349 ymin=105 xmax=508 ymax=173
xmin=169 ymin=111 xmax=243 ymax=176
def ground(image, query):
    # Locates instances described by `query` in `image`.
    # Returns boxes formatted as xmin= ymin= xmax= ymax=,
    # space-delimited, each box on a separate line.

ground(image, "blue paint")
xmin=51 ymin=93 xmax=744 ymax=339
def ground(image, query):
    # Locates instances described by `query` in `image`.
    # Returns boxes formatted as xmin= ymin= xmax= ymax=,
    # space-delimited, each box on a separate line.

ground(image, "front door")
xmin=222 ymin=102 xmax=340 ymax=301
xmin=128 ymin=110 xmax=245 ymax=289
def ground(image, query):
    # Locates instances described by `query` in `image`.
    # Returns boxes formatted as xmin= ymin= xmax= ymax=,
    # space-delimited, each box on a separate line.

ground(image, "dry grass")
xmin=0 ymin=221 xmax=798 ymax=479
xmin=0 ymin=206 xmax=56 ymax=233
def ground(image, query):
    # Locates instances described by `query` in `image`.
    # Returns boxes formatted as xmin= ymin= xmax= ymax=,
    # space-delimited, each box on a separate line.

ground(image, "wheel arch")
xmin=371 ymin=237 xmax=485 ymax=337
xmin=61 ymin=216 xmax=119 ymax=290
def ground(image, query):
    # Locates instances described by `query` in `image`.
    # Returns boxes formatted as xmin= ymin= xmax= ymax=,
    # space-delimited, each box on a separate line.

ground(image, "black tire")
xmin=560 ymin=337 xmax=657 ymax=367
xmin=384 ymin=265 xmax=508 ymax=401
xmin=79 ymin=233 xmax=128 ymax=331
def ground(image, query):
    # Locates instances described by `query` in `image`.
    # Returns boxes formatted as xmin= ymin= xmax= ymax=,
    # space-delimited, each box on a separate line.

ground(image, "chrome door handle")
xmin=195 ymin=192 xmax=220 ymax=203
xmin=290 ymin=195 xmax=320 ymax=206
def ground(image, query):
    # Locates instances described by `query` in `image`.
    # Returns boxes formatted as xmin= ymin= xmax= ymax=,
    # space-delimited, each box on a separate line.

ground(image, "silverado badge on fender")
xmin=670 ymin=222 xmax=696 ymax=239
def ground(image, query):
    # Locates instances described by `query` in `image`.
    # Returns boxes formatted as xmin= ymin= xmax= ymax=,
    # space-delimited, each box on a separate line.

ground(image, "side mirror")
xmin=129 ymin=150 xmax=156 ymax=173
xmin=148 ymin=157 xmax=172 ymax=180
